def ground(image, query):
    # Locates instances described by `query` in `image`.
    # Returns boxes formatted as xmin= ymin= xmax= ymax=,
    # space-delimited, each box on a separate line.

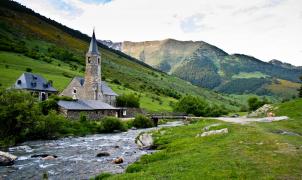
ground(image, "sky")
xmin=15 ymin=0 xmax=302 ymax=66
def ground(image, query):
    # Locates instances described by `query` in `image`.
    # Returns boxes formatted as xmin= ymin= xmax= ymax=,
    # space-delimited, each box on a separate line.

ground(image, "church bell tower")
xmin=83 ymin=30 xmax=101 ymax=100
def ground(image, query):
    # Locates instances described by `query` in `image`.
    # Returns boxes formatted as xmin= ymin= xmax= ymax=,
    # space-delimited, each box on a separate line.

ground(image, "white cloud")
xmin=15 ymin=0 xmax=302 ymax=66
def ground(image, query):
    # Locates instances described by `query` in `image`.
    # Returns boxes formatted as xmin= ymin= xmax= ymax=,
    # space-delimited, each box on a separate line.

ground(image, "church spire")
xmin=87 ymin=29 xmax=99 ymax=55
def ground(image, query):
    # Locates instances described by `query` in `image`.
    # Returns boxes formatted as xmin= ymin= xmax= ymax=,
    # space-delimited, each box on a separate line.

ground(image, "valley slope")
xmin=0 ymin=0 xmax=241 ymax=112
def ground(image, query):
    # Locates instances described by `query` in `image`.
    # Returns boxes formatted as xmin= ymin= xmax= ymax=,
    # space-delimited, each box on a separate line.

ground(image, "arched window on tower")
xmin=88 ymin=57 xmax=91 ymax=63
xmin=98 ymin=58 xmax=100 ymax=64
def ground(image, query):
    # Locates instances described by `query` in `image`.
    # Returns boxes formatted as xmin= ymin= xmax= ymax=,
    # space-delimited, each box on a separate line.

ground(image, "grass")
xmin=103 ymin=99 xmax=302 ymax=179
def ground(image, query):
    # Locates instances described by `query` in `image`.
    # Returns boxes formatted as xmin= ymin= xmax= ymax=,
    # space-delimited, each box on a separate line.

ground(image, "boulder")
xmin=96 ymin=151 xmax=110 ymax=157
xmin=113 ymin=157 xmax=123 ymax=164
xmin=202 ymin=123 xmax=221 ymax=131
xmin=136 ymin=133 xmax=154 ymax=149
xmin=0 ymin=151 xmax=17 ymax=166
xmin=248 ymin=104 xmax=275 ymax=118
xmin=196 ymin=128 xmax=228 ymax=137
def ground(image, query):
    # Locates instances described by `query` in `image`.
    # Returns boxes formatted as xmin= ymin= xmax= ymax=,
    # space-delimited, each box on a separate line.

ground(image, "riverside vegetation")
xmin=0 ymin=89 xmax=151 ymax=147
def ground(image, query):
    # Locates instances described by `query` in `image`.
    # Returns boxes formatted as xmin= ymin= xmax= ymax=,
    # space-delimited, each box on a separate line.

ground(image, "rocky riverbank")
xmin=0 ymin=121 xmax=183 ymax=180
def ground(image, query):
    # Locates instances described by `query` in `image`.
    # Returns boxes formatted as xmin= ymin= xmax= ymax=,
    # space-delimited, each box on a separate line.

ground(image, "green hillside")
xmin=104 ymin=99 xmax=302 ymax=179
xmin=119 ymin=39 xmax=301 ymax=99
xmin=0 ymin=0 xmax=242 ymax=112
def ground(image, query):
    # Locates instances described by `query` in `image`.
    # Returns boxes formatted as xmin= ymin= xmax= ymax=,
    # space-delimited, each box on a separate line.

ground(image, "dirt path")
xmin=211 ymin=116 xmax=289 ymax=124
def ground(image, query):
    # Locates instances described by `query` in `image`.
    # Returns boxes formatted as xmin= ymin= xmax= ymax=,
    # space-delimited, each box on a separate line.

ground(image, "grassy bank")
xmin=102 ymin=99 xmax=302 ymax=179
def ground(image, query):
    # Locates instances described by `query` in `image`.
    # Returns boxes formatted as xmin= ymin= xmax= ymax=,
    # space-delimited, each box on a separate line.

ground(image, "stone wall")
xmin=123 ymin=108 xmax=146 ymax=118
xmin=59 ymin=108 xmax=118 ymax=120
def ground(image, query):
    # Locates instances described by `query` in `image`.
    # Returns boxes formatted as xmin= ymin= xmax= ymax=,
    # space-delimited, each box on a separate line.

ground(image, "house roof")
xmin=87 ymin=30 xmax=100 ymax=55
xmin=73 ymin=77 xmax=118 ymax=96
xmin=14 ymin=72 xmax=57 ymax=92
xmin=58 ymin=100 xmax=118 ymax=110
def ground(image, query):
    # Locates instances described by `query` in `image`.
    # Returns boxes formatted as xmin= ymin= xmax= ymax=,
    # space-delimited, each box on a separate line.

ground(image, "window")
xmin=88 ymin=57 xmax=91 ymax=63
xmin=97 ymin=58 xmax=100 ymax=64
xmin=17 ymin=80 xmax=22 ymax=84
xmin=73 ymin=87 xmax=77 ymax=94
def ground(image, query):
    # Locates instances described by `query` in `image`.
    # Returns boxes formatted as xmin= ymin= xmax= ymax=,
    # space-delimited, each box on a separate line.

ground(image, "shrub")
xmin=25 ymin=67 xmax=32 ymax=72
xmin=112 ymin=79 xmax=121 ymax=85
xmin=247 ymin=97 xmax=268 ymax=111
xmin=173 ymin=95 xmax=228 ymax=117
xmin=116 ymin=94 xmax=140 ymax=108
xmin=173 ymin=95 xmax=208 ymax=116
xmin=93 ymin=173 xmax=112 ymax=180
xmin=100 ymin=116 xmax=126 ymax=133
xmin=28 ymin=111 xmax=66 ymax=139
xmin=132 ymin=114 xmax=154 ymax=128
xmin=39 ymin=99 xmax=58 ymax=115
xmin=126 ymin=163 xmax=143 ymax=173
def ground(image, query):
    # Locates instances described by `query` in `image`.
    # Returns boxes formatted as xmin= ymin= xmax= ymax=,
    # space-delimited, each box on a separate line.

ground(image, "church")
xmin=58 ymin=30 xmax=123 ymax=119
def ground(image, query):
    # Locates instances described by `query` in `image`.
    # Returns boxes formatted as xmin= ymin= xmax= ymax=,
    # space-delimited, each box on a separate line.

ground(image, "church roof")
xmin=58 ymin=100 xmax=118 ymax=110
xmin=101 ymin=81 xmax=118 ymax=96
xmin=73 ymin=77 xmax=118 ymax=96
xmin=87 ymin=30 xmax=100 ymax=55
xmin=14 ymin=72 xmax=57 ymax=92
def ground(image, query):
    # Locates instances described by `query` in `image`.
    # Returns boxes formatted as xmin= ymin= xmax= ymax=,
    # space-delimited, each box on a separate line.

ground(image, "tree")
xmin=116 ymin=94 xmax=140 ymax=108
xmin=299 ymin=75 xmax=302 ymax=98
xmin=0 ymin=89 xmax=39 ymax=140
xmin=173 ymin=96 xmax=208 ymax=116
xmin=247 ymin=97 xmax=267 ymax=111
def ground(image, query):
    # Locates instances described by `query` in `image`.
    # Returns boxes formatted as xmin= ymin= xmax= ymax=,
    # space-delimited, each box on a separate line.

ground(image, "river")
xmin=0 ymin=121 xmax=183 ymax=180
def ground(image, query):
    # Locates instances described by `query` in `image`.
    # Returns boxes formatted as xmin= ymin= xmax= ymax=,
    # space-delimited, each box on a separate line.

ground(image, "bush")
xmin=173 ymin=96 xmax=208 ymax=116
xmin=116 ymin=94 xmax=140 ymax=108
xmin=173 ymin=95 xmax=229 ymax=117
xmin=248 ymin=97 xmax=268 ymax=111
xmin=93 ymin=173 xmax=112 ymax=180
xmin=100 ymin=116 xmax=126 ymax=133
xmin=28 ymin=111 xmax=66 ymax=139
xmin=26 ymin=67 xmax=32 ymax=72
xmin=39 ymin=99 xmax=58 ymax=115
xmin=132 ymin=114 xmax=154 ymax=128
xmin=112 ymin=79 xmax=121 ymax=85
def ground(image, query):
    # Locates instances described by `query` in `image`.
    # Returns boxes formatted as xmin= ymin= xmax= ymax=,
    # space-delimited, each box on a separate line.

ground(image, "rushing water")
xmin=0 ymin=121 xmax=183 ymax=180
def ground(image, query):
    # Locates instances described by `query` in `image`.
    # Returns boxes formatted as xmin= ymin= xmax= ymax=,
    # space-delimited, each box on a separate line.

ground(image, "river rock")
xmin=0 ymin=151 xmax=17 ymax=166
xmin=136 ymin=133 xmax=154 ymax=149
xmin=96 ymin=152 xmax=110 ymax=157
xmin=31 ymin=154 xmax=57 ymax=158
xmin=196 ymin=128 xmax=228 ymax=137
xmin=113 ymin=157 xmax=123 ymax=164
xmin=42 ymin=156 xmax=56 ymax=160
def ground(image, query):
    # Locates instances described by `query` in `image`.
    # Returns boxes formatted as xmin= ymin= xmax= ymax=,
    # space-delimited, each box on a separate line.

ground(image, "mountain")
xmin=0 ymin=0 xmax=242 ymax=112
xmin=110 ymin=39 xmax=301 ymax=99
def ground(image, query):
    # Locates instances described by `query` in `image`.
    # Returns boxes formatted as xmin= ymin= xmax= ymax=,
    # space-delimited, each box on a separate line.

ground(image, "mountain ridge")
xmin=100 ymin=39 xmax=301 ymax=98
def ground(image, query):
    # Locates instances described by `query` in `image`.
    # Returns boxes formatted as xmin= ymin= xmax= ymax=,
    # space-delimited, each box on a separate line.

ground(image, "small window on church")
xmin=73 ymin=87 xmax=77 ymax=94
xmin=97 ymin=58 xmax=100 ymax=64
xmin=88 ymin=57 xmax=91 ymax=63
xmin=17 ymin=80 xmax=22 ymax=84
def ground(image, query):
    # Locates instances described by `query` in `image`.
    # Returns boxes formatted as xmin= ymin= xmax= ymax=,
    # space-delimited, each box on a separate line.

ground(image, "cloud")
xmin=233 ymin=0 xmax=286 ymax=15
xmin=79 ymin=0 xmax=112 ymax=4
xmin=180 ymin=14 xmax=208 ymax=33
xmin=14 ymin=0 xmax=302 ymax=66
